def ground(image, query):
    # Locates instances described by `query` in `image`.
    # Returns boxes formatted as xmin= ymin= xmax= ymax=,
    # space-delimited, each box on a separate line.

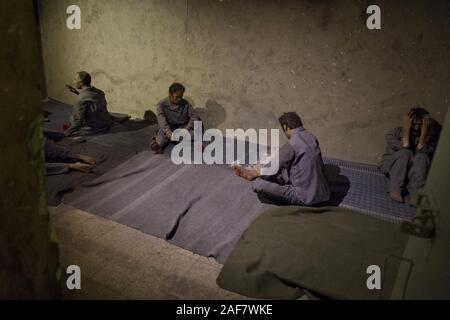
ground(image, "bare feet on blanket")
xmin=233 ymin=165 xmax=260 ymax=181
xmin=79 ymin=155 xmax=96 ymax=165
xmin=151 ymin=138 xmax=163 ymax=154
xmin=68 ymin=162 xmax=93 ymax=173
xmin=390 ymin=191 xmax=404 ymax=203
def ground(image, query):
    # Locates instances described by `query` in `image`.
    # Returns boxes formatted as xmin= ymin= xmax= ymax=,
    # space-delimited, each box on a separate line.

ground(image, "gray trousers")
xmin=45 ymin=163 xmax=70 ymax=176
xmin=45 ymin=139 xmax=79 ymax=176
xmin=251 ymin=168 xmax=304 ymax=206
xmin=155 ymin=125 xmax=201 ymax=150
xmin=381 ymin=149 xmax=430 ymax=195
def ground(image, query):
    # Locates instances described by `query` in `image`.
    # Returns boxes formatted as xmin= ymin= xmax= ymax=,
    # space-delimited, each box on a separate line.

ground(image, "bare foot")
xmin=150 ymin=139 xmax=163 ymax=154
xmin=407 ymin=195 xmax=418 ymax=207
xmin=390 ymin=191 xmax=404 ymax=203
xmin=79 ymin=155 xmax=96 ymax=165
xmin=233 ymin=165 xmax=260 ymax=181
xmin=233 ymin=165 xmax=244 ymax=177
xmin=68 ymin=162 xmax=92 ymax=173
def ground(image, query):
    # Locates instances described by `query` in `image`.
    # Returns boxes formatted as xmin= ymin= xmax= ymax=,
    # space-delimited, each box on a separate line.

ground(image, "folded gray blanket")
xmin=217 ymin=206 xmax=408 ymax=299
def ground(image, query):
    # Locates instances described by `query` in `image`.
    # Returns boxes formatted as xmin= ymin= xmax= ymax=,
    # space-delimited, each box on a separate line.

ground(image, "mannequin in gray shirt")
xmin=234 ymin=112 xmax=330 ymax=206
xmin=65 ymin=71 xmax=113 ymax=136
xmin=151 ymin=83 xmax=201 ymax=154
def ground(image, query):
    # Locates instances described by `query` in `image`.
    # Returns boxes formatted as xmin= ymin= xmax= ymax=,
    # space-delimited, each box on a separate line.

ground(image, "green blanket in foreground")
xmin=217 ymin=206 xmax=408 ymax=300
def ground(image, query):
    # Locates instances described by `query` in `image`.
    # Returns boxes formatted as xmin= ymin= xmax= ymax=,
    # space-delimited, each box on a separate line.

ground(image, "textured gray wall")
xmin=38 ymin=0 xmax=450 ymax=163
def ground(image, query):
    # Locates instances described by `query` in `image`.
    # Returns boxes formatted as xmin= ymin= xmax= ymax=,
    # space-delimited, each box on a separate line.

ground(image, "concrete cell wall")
xmin=38 ymin=0 xmax=450 ymax=163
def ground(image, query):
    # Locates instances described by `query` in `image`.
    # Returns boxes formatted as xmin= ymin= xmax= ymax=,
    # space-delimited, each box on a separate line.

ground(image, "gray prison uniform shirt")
xmin=66 ymin=87 xmax=114 ymax=136
xmin=155 ymin=97 xmax=201 ymax=147
xmin=380 ymin=122 xmax=441 ymax=195
xmin=252 ymin=127 xmax=330 ymax=206
xmin=45 ymin=139 xmax=80 ymax=176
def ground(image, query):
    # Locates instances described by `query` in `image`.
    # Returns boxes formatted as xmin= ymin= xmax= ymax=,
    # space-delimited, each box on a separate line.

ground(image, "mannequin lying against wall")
xmin=44 ymin=139 xmax=96 ymax=176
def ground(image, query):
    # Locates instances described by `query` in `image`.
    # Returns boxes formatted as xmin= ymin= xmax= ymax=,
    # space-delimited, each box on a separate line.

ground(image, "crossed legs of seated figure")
xmin=234 ymin=165 xmax=303 ymax=206
xmin=151 ymin=127 xmax=199 ymax=154
xmin=151 ymin=128 xmax=178 ymax=154
xmin=383 ymin=149 xmax=430 ymax=204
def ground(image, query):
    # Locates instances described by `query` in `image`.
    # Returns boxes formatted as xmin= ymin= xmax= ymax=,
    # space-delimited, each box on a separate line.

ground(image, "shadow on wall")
xmin=143 ymin=109 xmax=158 ymax=123
xmin=324 ymin=164 xmax=350 ymax=206
xmin=194 ymin=99 xmax=227 ymax=129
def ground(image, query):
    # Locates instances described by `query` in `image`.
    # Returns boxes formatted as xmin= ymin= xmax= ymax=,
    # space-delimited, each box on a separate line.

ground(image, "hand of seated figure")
xmin=164 ymin=129 xmax=173 ymax=140
xmin=65 ymin=84 xmax=79 ymax=95
xmin=417 ymin=114 xmax=430 ymax=151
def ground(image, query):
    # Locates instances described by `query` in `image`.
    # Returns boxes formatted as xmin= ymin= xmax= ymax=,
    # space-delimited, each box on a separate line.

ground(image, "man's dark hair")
xmin=169 ymin=83 xmax=185 ymax=95
xmin=279 ymin=112 xmax=303 ymax=130
xmin=78 ymin=71 xmax=91 ymax=87
xmin=410 ymin=107 xmax=429 ymax=120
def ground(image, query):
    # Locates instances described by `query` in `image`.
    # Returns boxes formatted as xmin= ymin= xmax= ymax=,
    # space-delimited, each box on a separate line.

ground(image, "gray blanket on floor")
xmin=63 ymin=150 xmax=274 ymax=263
xmin=217 ymin=206 xmax=408 ymax=300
